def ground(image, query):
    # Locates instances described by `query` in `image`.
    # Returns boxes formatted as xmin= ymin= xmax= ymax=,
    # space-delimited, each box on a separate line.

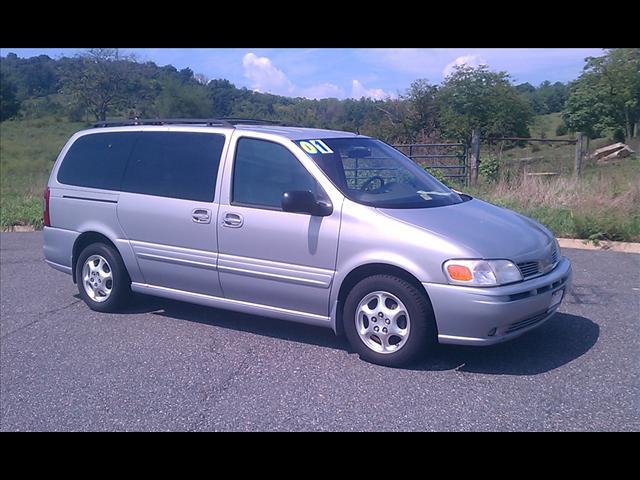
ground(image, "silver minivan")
xmin=43 ymin=119 xmax=572 ymax=367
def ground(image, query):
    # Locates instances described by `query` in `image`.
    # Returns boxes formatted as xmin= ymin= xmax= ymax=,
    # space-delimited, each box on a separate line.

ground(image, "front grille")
xmin=517 ymin=261 xmax=540 ymax=278
xmin=517 ymin=244 xmax=559 ymax=279
xmin=505 ymin=312 xmax=549 ymax=334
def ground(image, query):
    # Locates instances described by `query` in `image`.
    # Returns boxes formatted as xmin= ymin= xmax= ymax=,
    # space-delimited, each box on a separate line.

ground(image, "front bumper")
xmin=423 ymin=257 xmax=572 ymax=345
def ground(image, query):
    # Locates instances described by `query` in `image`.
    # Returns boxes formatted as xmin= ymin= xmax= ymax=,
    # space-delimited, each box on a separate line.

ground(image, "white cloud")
xmin=242 ymin=52 xmax=294 ymax=95
xmin=242 ymin=52 xmax=393 ymax=100
xmin=358 ymin=48 xmax=604 ymax=84
xmin=351 ymin=79 xmax=393 ymax=100
xmin=299 ymin=82 xmax=345 ymax=99
xmin=442 ymin=54 xmax=487 ymax=78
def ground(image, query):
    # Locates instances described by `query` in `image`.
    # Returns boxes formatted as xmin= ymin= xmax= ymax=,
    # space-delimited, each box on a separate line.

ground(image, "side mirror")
xmin=282 ymin=190 xmax=333 ymax=217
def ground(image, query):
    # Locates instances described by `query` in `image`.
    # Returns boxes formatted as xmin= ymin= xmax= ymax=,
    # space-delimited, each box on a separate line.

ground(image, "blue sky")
xmin=1 ymin=48 xmax=604 ymax=100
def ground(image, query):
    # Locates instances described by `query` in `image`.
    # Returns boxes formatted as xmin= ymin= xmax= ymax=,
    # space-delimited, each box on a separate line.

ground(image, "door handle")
xmin=222 ymin=212 xmax=244 ymax=228
xmin=192 ymin=208 xmax=211 ymax=224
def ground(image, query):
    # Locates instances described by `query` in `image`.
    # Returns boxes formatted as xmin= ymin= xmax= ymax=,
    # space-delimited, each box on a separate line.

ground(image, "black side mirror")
xmin=282 ymin=191 xmax=333 ymax=216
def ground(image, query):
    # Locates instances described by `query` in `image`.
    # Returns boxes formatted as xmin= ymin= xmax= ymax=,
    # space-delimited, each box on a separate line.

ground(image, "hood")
xmin=378 ymin=198 xmax=553 ymax=262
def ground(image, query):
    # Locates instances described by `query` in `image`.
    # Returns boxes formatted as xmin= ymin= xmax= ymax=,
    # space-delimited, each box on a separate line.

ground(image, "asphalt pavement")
xmin=1 ymin=232 xmax=638 ymax=431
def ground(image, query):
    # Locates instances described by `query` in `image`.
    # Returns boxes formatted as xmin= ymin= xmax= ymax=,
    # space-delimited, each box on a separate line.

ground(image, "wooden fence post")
xmin=574 ymin=132 xmax=585 ymax=177
xmin=469 ymin=129 xmax=481 ymax=185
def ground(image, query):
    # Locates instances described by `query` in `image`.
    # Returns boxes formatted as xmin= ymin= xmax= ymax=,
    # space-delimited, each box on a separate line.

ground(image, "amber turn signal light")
xmin=446 ymin=264 xmax=473 ymax=281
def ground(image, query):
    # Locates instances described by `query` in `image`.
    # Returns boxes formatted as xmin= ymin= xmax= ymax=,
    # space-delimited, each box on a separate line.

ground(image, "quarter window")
xmin=58 ymin=131 xmax=225 ymax=202
xmin=232 ymin=138 xmax=320 ymax=209
xmin=57 ymin=132 xmax=136 ymax=190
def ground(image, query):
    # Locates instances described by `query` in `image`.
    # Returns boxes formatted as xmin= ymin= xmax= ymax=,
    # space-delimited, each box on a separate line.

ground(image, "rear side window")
xmin=121 ymin=132 xmax=225 ymax=202
xmin=232 ymin=138 xmax=318 ymax=208
xmin=57 ymin=132 xmax=136 ymax=190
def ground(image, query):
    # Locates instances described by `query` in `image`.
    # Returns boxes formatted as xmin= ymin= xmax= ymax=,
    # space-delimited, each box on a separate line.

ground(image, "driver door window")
xmin=232 ymin=138 xmax=319 ymax=209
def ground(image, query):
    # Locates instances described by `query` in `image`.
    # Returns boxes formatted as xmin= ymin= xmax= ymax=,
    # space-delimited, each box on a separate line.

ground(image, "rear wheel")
xmin=343 ymin=275 xmax=436 ymax=367
xmin=75 ymin=242 xmax=131 ymax=312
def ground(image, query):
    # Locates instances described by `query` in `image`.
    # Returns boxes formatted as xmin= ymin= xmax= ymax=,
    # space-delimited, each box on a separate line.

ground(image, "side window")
xmin=57 ymin=132 xmax=137 ymax=190
xmin=121 ymin=132 xmax=225 ymax=202
xmin=232 ymin=138 xmax=319 ymax=209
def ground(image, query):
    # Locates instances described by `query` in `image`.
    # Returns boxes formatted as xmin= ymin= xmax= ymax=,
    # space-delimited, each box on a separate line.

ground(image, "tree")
xmin=563 ymin=48 xmax=640 ymax=140
xmin=517 ymin=81 xmax=568 ymax=114
xmin=403 ymin=79 xmax=440 ymax=139
xmin=436 ymin=65 xmax=533 ymax=143
xmin=208 ymin=79 xmax=239 ymax=117
xmin=60 ymin=48 xmax=151 ymax=121
xmin=155 ymin=77 xmax=211 ymax=117
xmin=515 ymin=82 xmax=547 ymax=114
xmin=0 ymin=53 xmax=58 ymax=102
xmin=0 ymin=70 xmax=20 ymax=120
xmin=538 ymin=81 xmax=568 ymax=114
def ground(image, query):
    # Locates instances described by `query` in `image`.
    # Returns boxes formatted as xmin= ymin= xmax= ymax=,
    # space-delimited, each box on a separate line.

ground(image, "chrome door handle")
xmin=222 ymin=213 xmax=244 ymax=228
xmin=192 ymin=208 xmax=211 ymax=224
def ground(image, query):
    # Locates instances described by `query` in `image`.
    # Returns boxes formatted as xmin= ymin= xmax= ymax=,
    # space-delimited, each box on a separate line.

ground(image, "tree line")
xmin=1 ymin=48 xmax=638 ymax=143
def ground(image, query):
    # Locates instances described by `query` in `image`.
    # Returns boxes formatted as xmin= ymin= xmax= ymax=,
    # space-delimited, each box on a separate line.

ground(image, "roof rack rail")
xmin=92 ymin=118 xmax=294 ymax=129
xmin=92 ymin=118 xmax=233 ymax=128
xmin=219 ymin=117 xmax=290 ymax=126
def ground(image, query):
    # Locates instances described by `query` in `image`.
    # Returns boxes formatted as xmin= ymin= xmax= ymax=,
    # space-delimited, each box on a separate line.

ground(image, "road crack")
xmin=0 ymin=299 xmax=82 ymax=340
xmin=189 ymin=347 xmax=255 ymax=431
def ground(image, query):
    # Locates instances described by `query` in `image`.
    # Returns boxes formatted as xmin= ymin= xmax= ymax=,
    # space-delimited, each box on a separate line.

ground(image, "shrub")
xmin=555 ymin=121 xmax=568 ymax=136
xmin=478 ymin=155 xmax=500 ymax=183
xmin=612 ymin=129 xmax=625 ymax=143
xmin=573 ymin=211 xmax=639 ymax=242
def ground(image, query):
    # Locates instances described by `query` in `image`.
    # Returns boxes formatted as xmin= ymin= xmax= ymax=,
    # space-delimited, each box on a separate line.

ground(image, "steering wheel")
xmin=360 ymin=175 xmax=386 ymax=192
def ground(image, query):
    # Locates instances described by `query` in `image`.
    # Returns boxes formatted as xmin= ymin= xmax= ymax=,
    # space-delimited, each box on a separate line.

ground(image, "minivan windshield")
xmin=296 ymin=137 xmax=465 ymax=209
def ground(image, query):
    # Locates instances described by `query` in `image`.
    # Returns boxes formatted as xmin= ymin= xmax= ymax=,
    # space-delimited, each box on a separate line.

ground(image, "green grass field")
xmin=470 ymin=113 xmax=640 ymax=242
xmin=1 ymin=116 xmax=86 ymax=229
xmin=1 ymin=114 xmax=639 ymax=241
xmin=466 ymin=159 xmax=640 ymax=242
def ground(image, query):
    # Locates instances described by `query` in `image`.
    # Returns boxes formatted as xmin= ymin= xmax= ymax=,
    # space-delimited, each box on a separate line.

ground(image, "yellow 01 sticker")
xmin=299 ymin=141 xmax=318 ymax=154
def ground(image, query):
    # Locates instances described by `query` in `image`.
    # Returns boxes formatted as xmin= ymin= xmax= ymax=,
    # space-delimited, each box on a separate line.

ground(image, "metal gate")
xmin=393 ymin=143 xmax=469 ymax=186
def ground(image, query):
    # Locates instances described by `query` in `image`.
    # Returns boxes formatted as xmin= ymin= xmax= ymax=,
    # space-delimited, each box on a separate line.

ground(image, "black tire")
xmin=75 ymin=242 xmax=132 ymax=312
xmin=343 ymin=274 xmax=437 ymax=367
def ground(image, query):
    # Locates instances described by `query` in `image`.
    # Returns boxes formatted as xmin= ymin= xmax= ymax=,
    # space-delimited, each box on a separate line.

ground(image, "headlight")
xmin=443 ymin=259 xmax=523 ymax=286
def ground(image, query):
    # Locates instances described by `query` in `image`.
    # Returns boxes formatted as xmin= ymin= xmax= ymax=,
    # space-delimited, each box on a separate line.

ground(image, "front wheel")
xmin=343 ymin=275 xmax=437 ymax=367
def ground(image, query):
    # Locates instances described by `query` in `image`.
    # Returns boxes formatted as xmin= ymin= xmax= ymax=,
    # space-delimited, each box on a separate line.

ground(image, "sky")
xmin=1 ymin=48 xmax=604 ymax=100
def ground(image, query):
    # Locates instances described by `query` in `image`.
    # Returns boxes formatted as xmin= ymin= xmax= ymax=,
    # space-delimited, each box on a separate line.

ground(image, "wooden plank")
xmin=470 ymin=129 xmax=480 ymax=185
xmin=575 ymin=132 xmax=584 ymax=177
xmin=485 ymin=137 xmax=577 ymax=143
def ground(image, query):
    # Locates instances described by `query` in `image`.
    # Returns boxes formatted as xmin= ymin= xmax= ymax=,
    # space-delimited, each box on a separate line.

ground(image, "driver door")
xmin=216 ymin=134 xmax=342 ymax=317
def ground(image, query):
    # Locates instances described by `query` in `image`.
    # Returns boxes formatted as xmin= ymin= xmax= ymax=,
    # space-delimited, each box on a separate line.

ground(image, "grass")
xmin=1 ymin=116 xmax=87 ymax=229
xmin=468 ymin=141 xmax=640 ymax=243
xmin=465 ymin=113 xmax=640 ymax=242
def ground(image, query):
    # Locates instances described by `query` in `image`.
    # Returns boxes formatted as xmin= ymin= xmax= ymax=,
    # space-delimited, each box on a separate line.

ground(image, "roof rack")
xmin=220 ymin=117 xmax=290 ymax=127
xmin=92 ymin=118 xmax=292 ymax=128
